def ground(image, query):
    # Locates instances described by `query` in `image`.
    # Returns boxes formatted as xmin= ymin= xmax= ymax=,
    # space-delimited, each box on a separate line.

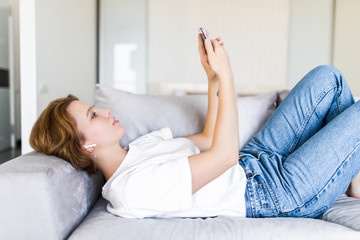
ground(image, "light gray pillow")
xmin=95 ymin=84 xmax=277 ymax=149
xmin=237 ymin=91 xmax=277 ymax=148
xmin=321 ymin=194 xmax=360 ymax=231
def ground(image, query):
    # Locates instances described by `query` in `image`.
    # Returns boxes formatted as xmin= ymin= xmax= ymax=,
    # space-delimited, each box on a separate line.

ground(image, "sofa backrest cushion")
xmin=95 ymin=84 xmax=278 ymax=150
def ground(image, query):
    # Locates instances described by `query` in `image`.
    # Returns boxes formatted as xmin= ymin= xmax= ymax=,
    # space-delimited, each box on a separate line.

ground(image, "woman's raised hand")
xmin=203 ymin=36 xmax=233 ymax=81
xmin=198 ymin=30 xmax=226 ymax=80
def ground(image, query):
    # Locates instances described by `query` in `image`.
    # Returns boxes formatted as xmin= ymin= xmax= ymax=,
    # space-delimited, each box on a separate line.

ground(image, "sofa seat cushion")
xmin=69 ymin=197 xmax=360 ymax=240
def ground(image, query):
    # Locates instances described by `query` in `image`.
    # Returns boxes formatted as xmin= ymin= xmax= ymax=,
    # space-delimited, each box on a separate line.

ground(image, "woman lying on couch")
xmin=30 ymin=30 xmax=360 ymax=219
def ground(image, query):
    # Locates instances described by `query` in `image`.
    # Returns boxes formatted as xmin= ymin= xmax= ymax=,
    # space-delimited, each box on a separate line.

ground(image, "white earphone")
xmin=83 ymin=144 xmax=96 ymax=149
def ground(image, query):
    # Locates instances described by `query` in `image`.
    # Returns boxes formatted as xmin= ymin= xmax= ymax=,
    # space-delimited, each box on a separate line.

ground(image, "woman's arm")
xmin=184 ymin=79 xmax=218 ymax=152
xmin=184 ymin=33 xmax=220 ymax=152
xmin=188 ymin=37 xmax=239 ymax=194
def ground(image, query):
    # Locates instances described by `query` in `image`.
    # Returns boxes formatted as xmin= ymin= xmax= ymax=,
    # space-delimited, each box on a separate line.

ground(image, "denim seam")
xmin=281 ymin=141 xmax=360 ymax=216
xmin=257 ymin=149 xmax=275 ymax=158
xmin=288 ymin=84 xmax=338 ymax=155
xmin=336 ymin=85 xmax=343 ymax=113
xmin=239 ymin=155 xmax=257 ymax=217
xmin=302 ymin=206 xmax=328 ymax=218
xmin=333 ymin=71 xmax=344 ymax=113
xmin=246 ymin=179 xmax=256 ymax=217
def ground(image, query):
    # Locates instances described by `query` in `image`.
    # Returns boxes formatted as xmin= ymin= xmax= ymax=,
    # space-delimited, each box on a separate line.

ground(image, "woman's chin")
xmin=117 ymin=126 xmax=126 ymax=139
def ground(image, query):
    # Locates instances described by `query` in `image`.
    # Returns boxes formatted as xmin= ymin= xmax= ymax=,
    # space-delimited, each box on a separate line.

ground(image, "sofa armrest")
xmin=0 ymin=151 xmax=105 ymax=240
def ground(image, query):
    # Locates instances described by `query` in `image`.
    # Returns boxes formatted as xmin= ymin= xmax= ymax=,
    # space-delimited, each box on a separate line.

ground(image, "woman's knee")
xmin=312 ymin=65 xmax=343 ymax=85
xmin=312 ymin=65 xmax=341 ymax=75
xmin=304 ymin=65 xmax=345 ymax=93
xmin=309 ymin=65 xmax=355 ymax=109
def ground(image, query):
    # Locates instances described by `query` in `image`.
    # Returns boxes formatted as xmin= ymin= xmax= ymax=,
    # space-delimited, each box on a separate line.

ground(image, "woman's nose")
xmin=100 ymin=109 xmax=111 ymax=118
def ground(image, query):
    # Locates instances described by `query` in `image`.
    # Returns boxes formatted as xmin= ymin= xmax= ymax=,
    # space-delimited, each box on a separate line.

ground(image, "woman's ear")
xmin=82 ymin=143 xmax=96 ymax=154
xmin=85 ymin=147 xmax=95 ymax=154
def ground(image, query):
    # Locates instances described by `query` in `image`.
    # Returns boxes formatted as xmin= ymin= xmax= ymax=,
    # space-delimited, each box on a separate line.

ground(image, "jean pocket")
xmin=248 ymin=174 xmax=279 ymax=217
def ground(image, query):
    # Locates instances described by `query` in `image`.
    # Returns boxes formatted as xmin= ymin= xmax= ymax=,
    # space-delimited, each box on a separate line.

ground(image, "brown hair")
xmin=29 ymin=94 xmax=97 ymax=174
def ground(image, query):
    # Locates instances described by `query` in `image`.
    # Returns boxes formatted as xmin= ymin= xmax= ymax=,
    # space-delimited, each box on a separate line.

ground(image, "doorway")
xmin=0 ymin=0 xmax=21 ymax=164
xmin=0 ymin=0 xmax=11 ymax=152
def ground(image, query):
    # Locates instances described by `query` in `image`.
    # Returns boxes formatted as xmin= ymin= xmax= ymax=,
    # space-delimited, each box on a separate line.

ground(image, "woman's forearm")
xmin=202 ymin=78 xmax=219 ymax=140
xmin=210 ymin=73 xmax=239 ymax=163
xmin=188 ymin=75 xmax=239 ymax=193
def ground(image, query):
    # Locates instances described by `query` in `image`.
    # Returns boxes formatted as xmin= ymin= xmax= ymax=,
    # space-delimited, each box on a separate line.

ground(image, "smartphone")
xmin=199 ymin=27 xmax=208 ymax=42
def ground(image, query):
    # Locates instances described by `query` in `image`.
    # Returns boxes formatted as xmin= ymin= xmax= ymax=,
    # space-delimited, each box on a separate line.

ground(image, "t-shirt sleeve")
xmin=107 ymin=156 xmax=192 ymax=218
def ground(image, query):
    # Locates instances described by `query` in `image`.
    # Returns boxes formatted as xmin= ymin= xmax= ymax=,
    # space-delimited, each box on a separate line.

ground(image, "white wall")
xmin=148 ymin=0 xmax=289 ymax=95
xmin=19 ymin=0 xmax=96 ymax=153
xmin=148 ymin=0 xmax=343 ymax=95
xmin=19 ymin=0 xmax=37 ymax=154
xmin=99 ymin=0 xmax=147 ymax=94
xmin=36 ymin=0 xmax=96 ymax=112
xmin=332 ymin=0 xmax=360 ymax=96
xmin=286 ymin=0 xmax=334 ymax=89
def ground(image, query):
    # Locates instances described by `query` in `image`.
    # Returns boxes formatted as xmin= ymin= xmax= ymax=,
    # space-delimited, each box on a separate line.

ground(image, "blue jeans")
xmin=239 ymin=65 xmax=360 ymax=218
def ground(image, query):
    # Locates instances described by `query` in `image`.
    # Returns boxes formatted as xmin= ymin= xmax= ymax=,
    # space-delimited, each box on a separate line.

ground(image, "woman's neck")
xmin=93 ymin=144 xmax=128 ymax=181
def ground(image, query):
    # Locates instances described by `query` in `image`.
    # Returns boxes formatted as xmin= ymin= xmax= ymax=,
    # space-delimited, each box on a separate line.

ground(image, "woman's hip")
xmin=239 ymin=152 xmax=338 ymax=218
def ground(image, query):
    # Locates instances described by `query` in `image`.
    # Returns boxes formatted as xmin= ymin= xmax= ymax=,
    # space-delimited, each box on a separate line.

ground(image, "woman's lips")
xmin=113 ymin=119 xmax=119 ymax=125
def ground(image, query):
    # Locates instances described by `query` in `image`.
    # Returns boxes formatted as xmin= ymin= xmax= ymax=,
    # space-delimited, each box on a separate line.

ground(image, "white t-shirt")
xmin=102 ymin=128 xmax=247 ymax=218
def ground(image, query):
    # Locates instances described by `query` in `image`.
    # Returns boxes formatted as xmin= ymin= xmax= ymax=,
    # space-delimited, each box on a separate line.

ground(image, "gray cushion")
xmin=321 ymin=194 xmax=360 ymax=231
xmin=94 ymin=84 xmax=277 ymax=149
xmin=0 ymin=151 xmax=105 ymax=240
xmin=69 ymin=197 xmax=360 ymax=240
xmin=237 ymin=91 xmax=277 ymax=148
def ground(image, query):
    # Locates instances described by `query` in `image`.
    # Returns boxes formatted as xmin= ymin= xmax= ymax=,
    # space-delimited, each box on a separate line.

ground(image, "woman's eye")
xmin=91 ymin=112 xmax=97 ymax=119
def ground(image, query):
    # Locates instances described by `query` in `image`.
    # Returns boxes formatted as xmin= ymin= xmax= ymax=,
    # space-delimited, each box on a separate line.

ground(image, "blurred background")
xmin=0 ymin=0 xmax=359 ymax=155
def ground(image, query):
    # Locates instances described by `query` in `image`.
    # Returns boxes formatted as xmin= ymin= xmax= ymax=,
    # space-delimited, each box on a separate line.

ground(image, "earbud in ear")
xmin=83 ymin=144 xmax=96 ymax=149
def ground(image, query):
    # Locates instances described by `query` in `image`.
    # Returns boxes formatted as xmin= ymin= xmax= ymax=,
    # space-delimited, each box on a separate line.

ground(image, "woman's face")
xmin=67 ymin=100 xmax=125 ymax=148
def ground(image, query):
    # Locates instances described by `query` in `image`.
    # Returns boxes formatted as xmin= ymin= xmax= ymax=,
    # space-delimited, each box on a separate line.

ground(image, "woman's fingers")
xmin=211 ymin=39 xmax=222 ymax=52
xmin=216 ymin=37 xmax=224 ymax=46
xmin=204 ymin=39 xmax=215 ymax=57
xmin=205 ymin=38 xmax=225 ymax=60
xmin=215 ymin=36 xmax=224 ymax=46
